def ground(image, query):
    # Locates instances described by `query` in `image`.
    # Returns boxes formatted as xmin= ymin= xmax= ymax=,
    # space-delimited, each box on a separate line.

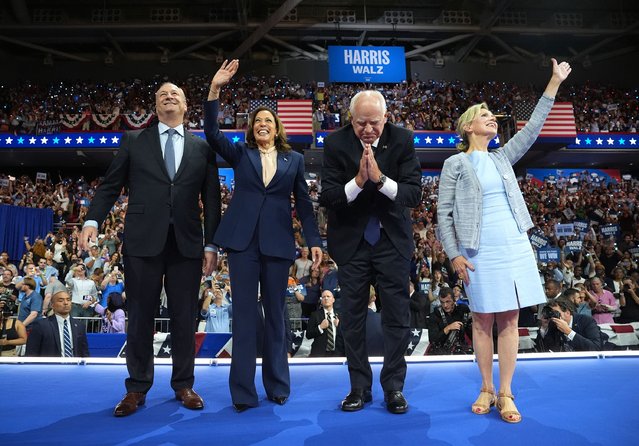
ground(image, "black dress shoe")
xmin=233 ymin=403 xmax=252 ymax=413
xmin=341 ymin=389 xmax=373 ymax=412
xmin=113 ymin=392 xmax=146 ymax=417
xmin=384 ymin=391 xmax=408 ymax=414
xmin=268 ymin=395 xmax=288 ymax=405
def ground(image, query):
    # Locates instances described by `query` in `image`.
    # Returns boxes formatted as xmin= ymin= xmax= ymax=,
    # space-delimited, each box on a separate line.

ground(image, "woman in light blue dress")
xmin=438 ymin=59 xmax=572 ymax=423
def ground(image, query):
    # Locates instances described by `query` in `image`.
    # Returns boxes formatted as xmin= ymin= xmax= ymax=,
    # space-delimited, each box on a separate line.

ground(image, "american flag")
xmin=249 ymin=99 xmax=313 ymax=135
xmin=514 ymin=101 xmax=576 ymax=137
xmin=405 ymin=328 xmax=430 ymax=356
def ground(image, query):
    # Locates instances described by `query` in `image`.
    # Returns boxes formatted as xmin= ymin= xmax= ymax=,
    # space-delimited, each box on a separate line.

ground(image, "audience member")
xmin=16 ymin=277 xmax=42 ymax=329
xmin=408 ymin=279 xmax=429 ymax=329
xmin=587 ymin=277 xmax=618 ymax=324
xmin=65 ymin=263 xmax=98 ymax=317
xmin=26 ymin=290 xmax=90 ymax=357
xmin=618 ymin=277 xmax=639 ymax=323
xmin=0 ymin=297 xmax=27 ymax=356
xmin=305 ymin=290 xmax=343 ymax=357
xmin=200 ymin=284 xmax=233 ymax=333
xmin=94 ymin=292 xmax=126 ymax=334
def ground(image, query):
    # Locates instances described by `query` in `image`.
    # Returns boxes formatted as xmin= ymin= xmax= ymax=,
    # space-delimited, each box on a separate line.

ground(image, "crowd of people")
xmin=1 ymin=76 xmax=638 ymax=134
xmin=2 ymin=165 xmax=638 ymax=346
xmin=2 ymin=61 xmax=639 ymax=422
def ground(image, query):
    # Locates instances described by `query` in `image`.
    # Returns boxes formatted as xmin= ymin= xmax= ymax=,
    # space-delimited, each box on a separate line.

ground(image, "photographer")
xmin=535 ymin=297 xmax=605 ymax=352
xmin=0 ymin=298 xmax=27 ymax=357
xmin=427 ymin=287 xmax=472 ymax=355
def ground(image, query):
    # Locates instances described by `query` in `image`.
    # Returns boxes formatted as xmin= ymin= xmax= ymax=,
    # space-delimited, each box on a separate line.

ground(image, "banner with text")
xmin=328 ymin=46 xmax=406 ymax=83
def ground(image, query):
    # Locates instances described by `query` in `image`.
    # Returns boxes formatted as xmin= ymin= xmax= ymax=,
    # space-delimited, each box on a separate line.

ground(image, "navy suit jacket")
xmin=86 ymin=125 xmax=221 ymax=258
xmin=535 ymin=313 xmax=604 ymax=352
xmin=204 ymin=100 xmax=321 ymax=259
xmin=26 ymin=316 xmax=90 ymax=357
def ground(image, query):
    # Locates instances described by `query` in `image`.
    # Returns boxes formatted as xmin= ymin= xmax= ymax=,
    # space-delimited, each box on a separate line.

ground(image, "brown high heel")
xmin=496 ymin=392 xmax=522 ymax=423
xmin=471 ymin=388 xmax=495 ymax=415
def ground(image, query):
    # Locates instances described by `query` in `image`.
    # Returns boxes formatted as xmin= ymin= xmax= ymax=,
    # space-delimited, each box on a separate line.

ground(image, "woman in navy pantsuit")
xmin=205 ymin=60 xmax=322 ymax=412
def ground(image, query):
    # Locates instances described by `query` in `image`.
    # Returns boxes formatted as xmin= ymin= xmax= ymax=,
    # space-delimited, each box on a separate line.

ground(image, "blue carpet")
xmin=1 ymin=357 xmax=637 ymax=445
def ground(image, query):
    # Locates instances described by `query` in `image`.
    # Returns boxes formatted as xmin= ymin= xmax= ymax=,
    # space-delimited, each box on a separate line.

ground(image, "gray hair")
xmin=349 ymin=90 xmax=387 ymax=117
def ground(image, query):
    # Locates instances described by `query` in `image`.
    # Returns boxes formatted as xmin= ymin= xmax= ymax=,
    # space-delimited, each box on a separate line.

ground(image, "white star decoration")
xmin=162 ymin=346 xmax=171 ymax=354
xmin=64 ymin=137 xmax=72 ymax=144
xmin=294 ymin=330 xmax=303 ymax=338
xmin=412 ymin=329 xmax=420 ymax=337
xmin=436 ymin=136 xmax=444 ymax=144
xmin=316 ymin=135 xmax=324 ymax=144
xmin=99 ymin=136 xmax=107 ymax=144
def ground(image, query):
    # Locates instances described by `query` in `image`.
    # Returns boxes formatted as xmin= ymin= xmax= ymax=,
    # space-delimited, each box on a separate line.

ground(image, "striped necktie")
xmin=326 ymin=313 xmax=335 ymax=352
xmin=63 ymin=319 xmax=73 ymax=357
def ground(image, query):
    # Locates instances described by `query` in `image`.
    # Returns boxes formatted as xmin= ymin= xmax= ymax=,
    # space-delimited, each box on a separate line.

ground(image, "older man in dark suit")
xmin=26 ymin=290 xmax=89 ymax=357
xmin=80 ymin=82 xmax=221 ymax=417
xmin=320 ymin=90 xmax=421 ymax=414
xmin=305 ymin=290 xmax=344 ymax=357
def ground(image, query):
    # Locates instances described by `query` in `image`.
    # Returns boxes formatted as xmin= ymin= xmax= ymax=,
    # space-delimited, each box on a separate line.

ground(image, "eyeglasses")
xmin=320 ymin=296 xmax=333 ymax=300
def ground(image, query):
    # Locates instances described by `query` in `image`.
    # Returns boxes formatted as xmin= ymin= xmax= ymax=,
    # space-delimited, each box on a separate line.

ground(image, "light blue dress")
xmin=461 ymin=151 xmax=545 ymax=313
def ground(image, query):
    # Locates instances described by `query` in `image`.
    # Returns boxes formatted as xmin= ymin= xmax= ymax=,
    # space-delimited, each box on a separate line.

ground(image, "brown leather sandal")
xmin=471 ymin=388 xmax=496 ymax=415
xmin=496 ymin=393 xmax=522 ymax=423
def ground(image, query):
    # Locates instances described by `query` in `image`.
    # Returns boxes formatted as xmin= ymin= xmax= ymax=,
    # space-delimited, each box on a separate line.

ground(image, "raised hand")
xmin=551 ymin=58 xmax=571 ymax=83
xmin=210 ymin=59 xmax=239 ymax=93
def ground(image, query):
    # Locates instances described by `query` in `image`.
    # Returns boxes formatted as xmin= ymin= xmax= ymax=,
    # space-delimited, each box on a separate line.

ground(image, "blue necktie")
xmin=364 ymin=216 xmax=380 ymax=246
xmin=63 ymin=319 xmax=73 ymax=357
xmin=164 ymin=128 xmax=176 ymax=180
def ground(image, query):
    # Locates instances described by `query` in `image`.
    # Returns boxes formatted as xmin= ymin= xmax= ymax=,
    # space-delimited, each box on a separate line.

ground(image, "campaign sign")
xmin=600 ymin=224 xmax=621 ymax=239
xmin=566 ymin=240 xmax=583 ymax=254
xmin=555 ymin=223 xmax=574 ymax=237
xmin=328 ymin=46 xmax=406 ymax=83
xmin=573 ymin=220 xmax=589 ymax=232
xmin=538 ymin=247 xmax=561 ymax=262
xmin=529 ymin=229 xmax=549 ymax=249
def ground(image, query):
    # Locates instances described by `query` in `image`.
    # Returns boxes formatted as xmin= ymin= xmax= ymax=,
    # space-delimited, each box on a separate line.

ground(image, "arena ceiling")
xmin=2 ymin=0 xmax=638 ymax=173
xmin=0 ymin=0 xmax=637 ymax=67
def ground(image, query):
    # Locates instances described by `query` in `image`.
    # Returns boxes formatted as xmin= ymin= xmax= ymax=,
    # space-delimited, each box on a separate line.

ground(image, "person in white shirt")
xmin=65 ymin=263 xmax=98 ymax=317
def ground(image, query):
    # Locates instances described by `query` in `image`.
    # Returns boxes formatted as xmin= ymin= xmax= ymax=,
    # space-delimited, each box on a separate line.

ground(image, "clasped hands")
xmin=355 ymin=144 xmax=382 ymax=188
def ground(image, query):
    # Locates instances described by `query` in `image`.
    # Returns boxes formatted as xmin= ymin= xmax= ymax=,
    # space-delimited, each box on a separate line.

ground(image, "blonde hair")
xmin=455 ymin=102 xmax=490 ymax=152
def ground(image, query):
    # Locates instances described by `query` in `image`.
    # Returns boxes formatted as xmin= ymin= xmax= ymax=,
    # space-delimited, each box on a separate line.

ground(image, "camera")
xmin=216 ymin=281 xmax=226 ymax=289
xmin=541 ymin=305 xmax=561 ymax=320
xmin=0 ymin=295 xmax=17 ymax=316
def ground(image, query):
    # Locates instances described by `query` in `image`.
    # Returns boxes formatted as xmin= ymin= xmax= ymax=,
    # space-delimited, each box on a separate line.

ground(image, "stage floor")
xmin=1 ymin=354 xmax=638 ymax=446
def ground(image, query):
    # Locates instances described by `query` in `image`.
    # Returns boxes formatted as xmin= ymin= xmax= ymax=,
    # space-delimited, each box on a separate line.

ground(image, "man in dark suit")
xmin=306 ymin=290 xmax=344 ymax=357
xmin=80 ymin=82 xmax=221 ymax=417
xmin=26 ymin=290 xmax=89 ymax=357
xmin=320 ymin=90 xmax=421 ymax=414
xmin=535 ymin=297 xmax=606 ymax=352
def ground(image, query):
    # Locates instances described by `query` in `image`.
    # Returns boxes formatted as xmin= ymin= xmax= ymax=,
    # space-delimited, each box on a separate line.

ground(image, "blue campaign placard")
xmin=328 ymin=46 xmax=406 ymax=83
